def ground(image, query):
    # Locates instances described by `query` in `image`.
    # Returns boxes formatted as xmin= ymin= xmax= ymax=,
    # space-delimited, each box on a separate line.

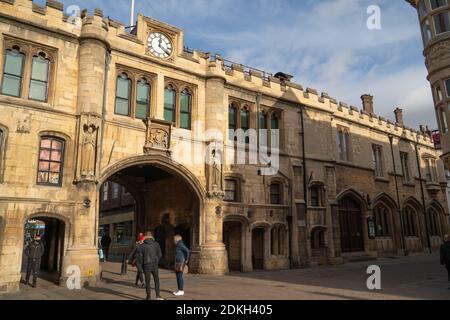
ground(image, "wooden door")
xmin=339 ymin=197 xmax=364 ymax=252
xmin=223 ymin=222 xmax=242 ymax=271
xmin=252 ymin=228 xmax=265 ymax=270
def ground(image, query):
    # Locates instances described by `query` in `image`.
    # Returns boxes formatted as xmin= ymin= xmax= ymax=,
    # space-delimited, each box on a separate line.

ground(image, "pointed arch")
xmin=336 ymin=188 xmax=368 ymax=211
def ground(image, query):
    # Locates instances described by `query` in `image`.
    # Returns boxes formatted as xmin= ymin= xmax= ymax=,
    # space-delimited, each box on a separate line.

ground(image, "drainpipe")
xmin=415 ymin=134 xmax=432 ymax=254
xmin=388 ymin=135 xmax=407 ymax=256
xmin=299 ymin=106 xmax=308 ymax=265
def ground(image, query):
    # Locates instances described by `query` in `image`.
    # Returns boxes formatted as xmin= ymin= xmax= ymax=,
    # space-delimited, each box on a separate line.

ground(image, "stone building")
xmin=407 ymin=0 xmax=450 ymax=169
xmin=0 ymin=0 xmax=449 ymax=294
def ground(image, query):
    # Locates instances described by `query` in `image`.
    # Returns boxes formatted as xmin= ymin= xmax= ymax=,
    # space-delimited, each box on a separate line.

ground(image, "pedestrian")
xmin=127 ymin=233 xmax=145 ymax=287
xmin=137 ymin=231 xmax=164 ymax=300
xmin=173 ymin=234 xmax=190 ymax=297
xmin=440 ymin=234 xmax=450 ymax=289
xmin=100 ymin=233 xmax=112 ymax=261
xmin=24 ymin=234 xmax=45 ymax=288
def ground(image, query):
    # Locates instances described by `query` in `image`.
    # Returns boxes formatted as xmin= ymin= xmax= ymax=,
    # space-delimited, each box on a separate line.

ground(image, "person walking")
xmin=173 ymin=234 xmax=190 ymax=297
xmin=24 ymin=234 xmax=45 ymax=288
xmin=100 ymin=233 xmax=112 ymax=261
xmin=440 ymin=234 xmax=450 ymax=289
xmin=128 ymin=233 xmax=145 ymax=287
xmin=137 ymin=231 xmax=163 ymax=300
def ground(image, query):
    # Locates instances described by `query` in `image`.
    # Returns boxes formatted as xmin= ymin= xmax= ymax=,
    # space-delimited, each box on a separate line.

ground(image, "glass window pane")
xmin=52 ymin=140 xmax=62 ymax=150
xmin=434 ymin=12 xmax=450 ymax=34
xmin=229 ymin=107 xmax=236 ymax=129
xmin=29 ymin=80 xmax=47 ymax=101
xmin=271 ymin=116 xmax=279 ymax=130
xmin=4 ymin=51 xmax=24 ymax=76
xmin=1 ymin=74 xmax=21 ymax=97
xmin=445 ymin=78 xmax=450 ymax=97
xmin=164 ymin=109 xmax=174 ymax=123
xmin=135 ymin=102 xmax=148 ymax=119
xmin=37 ymin=172 xmax=49 ymax=183
xmin=41 ymin=139 xmax=51 ymax=148
xmin=260 ymin=113 xmax=267 ymax=130
xmin=115 ymin=98 xmax=129 ymax=116
xmin=180 ymin=92 xmax=191 ymax=112
xmin=136 ymin=82 xmax=149 ymax=103
xmin=180 ymin=113 xmax=189 ymax=129
xmin=422 ymin=20 xmax=432 ymax=45
xmin=31 ymin=57 xmax=49 ymax=82
xmin=116 ymin=77 xmax=130 ymax=99
xmin=49 ymin=173 xmax=60 ymax=184
xmin=50 ymin=162 xmax=61 ymax=172
xmin=164 ymin=88 xmax=175 ymax=106
xmin=38 ymin=161 xmax=49 ymax=171
xmin=51 ymin=150 xmax=61 ymax=161
xmin=241 ymin=110 xmax=249 ymax=130
xmin=39 ymin=149 xmax=50 ymax=161
xmin=430 ymin=0 xmax=447 ymax=10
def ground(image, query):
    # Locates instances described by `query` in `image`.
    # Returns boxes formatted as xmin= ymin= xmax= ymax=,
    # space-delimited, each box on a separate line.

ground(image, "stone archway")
xmin=99 ymin=155 xmax=228 ymax=275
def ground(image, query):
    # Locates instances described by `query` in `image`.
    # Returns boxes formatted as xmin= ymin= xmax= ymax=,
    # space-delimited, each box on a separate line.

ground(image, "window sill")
xmin=0 ymin=94 xmax=52 ymax=111
xmin=374 ymin=176 xmax=389 ymax=183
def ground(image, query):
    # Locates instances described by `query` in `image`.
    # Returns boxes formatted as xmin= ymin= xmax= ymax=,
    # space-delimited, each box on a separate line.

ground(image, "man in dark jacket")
xmin=127 ymin=233 xmax=145 ymax=287
xmin=100 ymin=233 xmax=112 ymax=261
xmin=137 ymin=231 xmax=163 ymax=300
xmin=441 ymin=234 xmax=450 ymax=289
xmin=24 ymin=234 xmax=45 ymax=288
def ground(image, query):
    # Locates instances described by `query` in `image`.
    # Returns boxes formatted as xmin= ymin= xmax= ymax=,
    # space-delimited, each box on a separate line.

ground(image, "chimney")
xmin=361 ymin=94 xmax=374 ymax=114
xmin=394 ymin=107 xmax=404 ymax=126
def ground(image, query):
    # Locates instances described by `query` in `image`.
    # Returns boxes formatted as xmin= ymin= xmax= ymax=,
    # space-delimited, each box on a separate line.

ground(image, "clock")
xmin=147 ymin=32 xmax=173 ymax=59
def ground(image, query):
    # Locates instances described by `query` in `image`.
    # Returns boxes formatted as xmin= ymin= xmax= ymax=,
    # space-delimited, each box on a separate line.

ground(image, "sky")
xmin=49 ymin=0 xmax=434 ymax=129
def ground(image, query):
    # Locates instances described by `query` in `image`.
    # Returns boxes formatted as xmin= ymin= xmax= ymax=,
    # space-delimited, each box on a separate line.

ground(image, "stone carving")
xmin=17 ymin=114 xmax=31 ymax=133
xmin=206 ymin=141 xmax=225 ymax=199
xmin=80 ymin=123 xmax=99 ymax=182
xmin=143 ymin=117 xmax=172 ymax=156
xmin=425 ymin=40 xmax=450 ymax=69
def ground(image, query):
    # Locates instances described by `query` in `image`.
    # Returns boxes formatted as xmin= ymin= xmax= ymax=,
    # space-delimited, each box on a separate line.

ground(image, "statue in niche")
xmin=81 ymin=123 xmax=98 ymax=180
xmin=210 ymin=147 xmax=223 ymax=191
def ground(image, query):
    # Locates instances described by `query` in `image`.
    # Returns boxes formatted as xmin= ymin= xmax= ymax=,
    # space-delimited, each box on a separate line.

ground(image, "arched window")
xmin=228 ymin=103 xmax=237 ymax=141
xmin=310 ymin=185 xmax=323 ymax=207
xmin=115 ymin=73 xmax=131 ymax=116
xmin=337 ymin=128 xmax=350 ymax=161
xmin=241 ymin=107 xmax=250 ymax=143
xmin=180 ymin=88 xmax=192 ymax=130
xmin=224 ymin=179 xmax=238 ymax=202
xmin=373 ymin=203 xmax=391 ymax=237
xmin=270 ymin=225 xmax=286 ymax=256
xmin=164 ymin=85 xmax=176 ymax=123
xmin=136 ymin=78 xmax=150 ymax=119
xmin=427 ymin=208 xmax=441 ymax=236
xmin=270 ymin=182 xmax=282 ymax=205
xmin=259 ymin=112 xmax=268 ymax=147
xmin=271 ymin=114 xmax=279 ymax=149
xmin=402 ymin=206 xmax=418 ymax=237
xmin=29 ymin=52 xmax=50 ymax=102
xmin=1 ymin=47 xmax=25 ymax=97
xmin=37 ymin=136 xmax=65 ymax=186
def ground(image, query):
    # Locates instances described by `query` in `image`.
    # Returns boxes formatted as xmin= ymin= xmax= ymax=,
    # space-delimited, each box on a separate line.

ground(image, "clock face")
xmin=147 ymin=32 xmax=173 ymax=59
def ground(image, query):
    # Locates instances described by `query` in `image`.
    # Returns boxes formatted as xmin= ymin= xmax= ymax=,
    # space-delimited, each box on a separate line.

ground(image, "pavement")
xmin=1 ymin=253 xmax=450 ymax=300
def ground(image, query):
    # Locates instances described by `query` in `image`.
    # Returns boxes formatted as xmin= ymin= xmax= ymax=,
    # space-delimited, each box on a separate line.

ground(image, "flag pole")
xmin=130 ymin=0 xmax=135 ymax=27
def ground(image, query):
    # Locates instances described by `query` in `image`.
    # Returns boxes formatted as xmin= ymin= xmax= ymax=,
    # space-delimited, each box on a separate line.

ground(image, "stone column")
xmin=60 ymin=10 xmax=110 ymax=287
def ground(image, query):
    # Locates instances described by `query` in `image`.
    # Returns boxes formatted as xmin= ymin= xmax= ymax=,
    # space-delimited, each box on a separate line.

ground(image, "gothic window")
xmin=439 ymin=108 xmax=448 ymax=133
xmin=37 ymin=136 xmax=64 ymax=186
xmin=136 ymin=78 xmax=150 ymax=119
xmin=311 ymin=228 xmax=326 ymax=250
xmin=164 ymin=85 xmax=176 ymax=124
xmin=427 ymin=208 xmax=440 ymax=236
xmin=241 ymin=107 xmax=250 ymax=143
xmin=435 ymin=84 xmax=443 ymax=103
xmin=115 ymin=73 xmax=131 ymax=116
xmin=402 ymin=206 xmax=418 ymax=237
xmin=1 ymin=47 xmax=25 ymax=97
xmin=337 ymin=128 xmax=350 ymax=161
xmin=373 ymin=203 xmax=391 ymax=237
xmin=112 ymin=182 xmax=120 ymax=199
xmin=445 ymin=78 xmax=450 ymax=97
xmin=180 ymin=88 xmax=192 ymax=130
xmin=228 ymin=103 xmax=237 ymax=141
xmin=271 ymin=114 xmax=279 ymax=149
xmin=310 ymin=185 xmax=323 ymax=207
xmin=29 ymin=52 xmax=50 ymax=102
xmin=430 ymin=0 xmax=448 ymax=10
xmin=424 ymin=157 xmax=438 ymax=182
xmin=259 ymin=112 xmax=268 ymax=147
xmin=224 ymin=179 xmax=238 ymax=202
xmin=419 ymin=0 xmax=428 ymax=18
xmin=400 ymin=152 xmax=411 ymax=183
xmin=372 ymin=144 xmax=384 ymax=177
xmin=102 ymin=182 xmax=109 ymax=202
xmin=270 ymin=226 xmax=286 ymax=256
xmin=270 ymin=182 xmax=282 ymax=205
xmin=422 ymin=18 xmax=433 ymax=45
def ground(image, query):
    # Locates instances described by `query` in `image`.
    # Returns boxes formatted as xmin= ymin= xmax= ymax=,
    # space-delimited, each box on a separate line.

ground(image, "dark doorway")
xmin=252 ymin=228 xmax=265 ymax=270
xmin=175 ymin=223 xmax=191 ymax=249
xmin=339 ymin=196 xmax=364 ymax=253
xmin=223 ymin=222 xmax=242 ymax=271
xmin=23 ymin=217 xmax=65 ymax=284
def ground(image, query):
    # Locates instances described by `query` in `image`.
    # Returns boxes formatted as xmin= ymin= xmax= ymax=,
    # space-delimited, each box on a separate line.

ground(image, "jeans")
xmin=135 ymin=263 xmax=144 ymax=285
xmin=143 ymin=266 xmax=160 ymax=299
xmin=176 ymin=272 xmax=184 ymax=291
xmin=25 ymin=259 xmax=39 ymax=287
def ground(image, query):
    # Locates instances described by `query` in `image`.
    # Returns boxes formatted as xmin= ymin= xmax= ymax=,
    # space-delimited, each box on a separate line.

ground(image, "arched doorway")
xmin=223 ymin=221 xmax=243 ymax=271
xmin=22 ymin=217 xmax=65 ymax=284
xmin=338 ymin=196 xmax=364 ymax=253
xmin=99 ymin=158 xmax=202 ymax=269
xmin=252 ymin=228 xmax=265 ymax=270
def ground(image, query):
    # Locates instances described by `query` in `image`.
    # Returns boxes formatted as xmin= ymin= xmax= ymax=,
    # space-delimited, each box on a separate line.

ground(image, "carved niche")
xmin=206 ymin=140 xmax=225 ymax=199
xmin=75 ymin=113 xmax=100 ymax=184
xmin=143 ymin=117 xmax=172 ymax=156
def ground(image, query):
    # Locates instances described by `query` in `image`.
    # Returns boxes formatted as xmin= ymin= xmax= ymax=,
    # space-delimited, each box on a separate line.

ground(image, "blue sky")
xmin=50 ymin=0 xmax=433 ymax=129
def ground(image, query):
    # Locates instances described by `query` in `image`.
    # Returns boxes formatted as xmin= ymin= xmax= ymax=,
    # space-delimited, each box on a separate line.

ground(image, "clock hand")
xmin=158 ymin=42 xmax=170 ymax=55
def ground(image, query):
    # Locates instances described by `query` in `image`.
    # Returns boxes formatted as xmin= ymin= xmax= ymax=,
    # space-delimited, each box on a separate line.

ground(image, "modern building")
xmin=407 ymin=0 xmax=450 ymax=168
xmin=0 ymin=0 xmax=449 ymax=294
